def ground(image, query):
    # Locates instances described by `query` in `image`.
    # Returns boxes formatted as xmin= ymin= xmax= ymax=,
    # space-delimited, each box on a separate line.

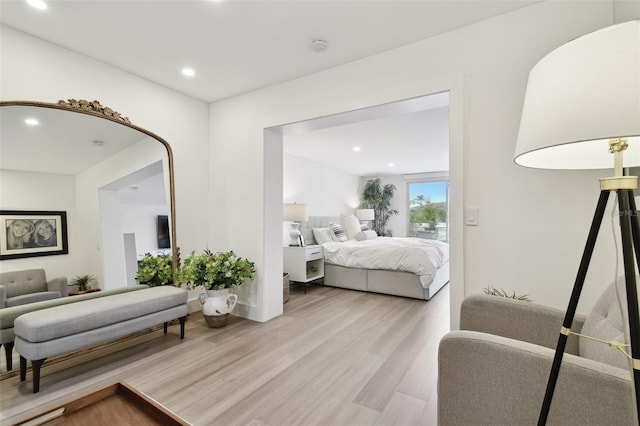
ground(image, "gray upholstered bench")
xmin=15 ymin=286 xmax=188 ymax=393
xmin=1 ymin=284 xmax=149 ymax=371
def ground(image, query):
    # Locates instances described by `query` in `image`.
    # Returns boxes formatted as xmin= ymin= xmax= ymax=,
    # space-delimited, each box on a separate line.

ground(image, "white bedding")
xmin=321 ymin=237 xmax=449 ymax=288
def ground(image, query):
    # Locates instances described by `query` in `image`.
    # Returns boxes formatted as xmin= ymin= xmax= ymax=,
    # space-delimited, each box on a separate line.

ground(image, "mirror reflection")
xmin=0 ymin=100 xmax=176 ymax=377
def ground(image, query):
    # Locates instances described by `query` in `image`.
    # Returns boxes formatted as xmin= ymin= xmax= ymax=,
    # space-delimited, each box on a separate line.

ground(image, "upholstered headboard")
xmin=300 ymin=216 xmax=341 ymax=246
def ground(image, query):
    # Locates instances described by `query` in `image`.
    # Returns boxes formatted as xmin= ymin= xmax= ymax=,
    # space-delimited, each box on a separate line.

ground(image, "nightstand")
xmin=283 ymin=245 xmax=324 ymax=292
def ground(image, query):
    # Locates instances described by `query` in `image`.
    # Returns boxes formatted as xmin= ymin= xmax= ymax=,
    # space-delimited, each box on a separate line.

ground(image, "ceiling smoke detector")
xmin=310 ymin=39 xmax=328 ymax=52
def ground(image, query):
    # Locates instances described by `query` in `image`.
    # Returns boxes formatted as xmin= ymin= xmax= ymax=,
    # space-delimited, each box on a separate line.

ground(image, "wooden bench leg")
xmin=163 ymin=322 xmax=168 ymax=334
xmin=32 ymin=359 xmax=46 ymax=393
xmin=20 ymin=356 xmax=26 ymax=381
xmin=179 ymin=316 xmax=186 ymax=339
xmin=3 ymin=342 xmax=13 ymax=371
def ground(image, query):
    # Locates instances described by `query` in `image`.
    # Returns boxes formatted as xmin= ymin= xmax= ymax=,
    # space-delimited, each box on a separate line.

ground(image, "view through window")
xmin=408 ymin=181 xmax=448 ymax=241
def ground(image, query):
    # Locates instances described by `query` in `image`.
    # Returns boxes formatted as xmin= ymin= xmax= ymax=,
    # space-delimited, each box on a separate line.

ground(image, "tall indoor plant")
xmin=361 ymin=177 xmax=398 ymax=236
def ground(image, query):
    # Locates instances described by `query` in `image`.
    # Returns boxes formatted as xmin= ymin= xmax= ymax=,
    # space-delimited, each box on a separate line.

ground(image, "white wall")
xmin=283 ymin=154 xmax=361 ymax=214
xmin=121 ymin=204 xmax=170 ymax=259
xmin=209 ymin=2 xmax=633 ymax=324
xmin=283 ymin=154 xmax=361 ymax=246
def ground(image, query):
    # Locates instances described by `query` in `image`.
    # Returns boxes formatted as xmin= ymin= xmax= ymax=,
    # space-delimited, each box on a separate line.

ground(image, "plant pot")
xmin=198 ymin=288 xmax=237 ymax=328
xmin=203 ymin=313 xmax=230 ymax=328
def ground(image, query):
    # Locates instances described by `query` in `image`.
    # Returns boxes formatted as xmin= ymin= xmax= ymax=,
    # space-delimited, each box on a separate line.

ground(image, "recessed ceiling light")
xmin=24 ymin=118 xmax=39 ymax=126
xmin=181 ymin=67 xmax=196 ymax=77
xmin=26 ymin=0 xmax=48 ymax=10
xmin=388 ymin=163 xmax=395 ymax=167
xmin=353 ymin=146 xmax=361 ymax=152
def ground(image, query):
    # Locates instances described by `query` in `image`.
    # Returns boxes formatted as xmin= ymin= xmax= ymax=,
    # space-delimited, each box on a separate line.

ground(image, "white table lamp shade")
xmin=514 ymin=20 xmax=640 ymax=170
xmin=356 ymin=209 xmax=375 ymax=221
xmin=283 ymin=203 xmax=309 ymax=222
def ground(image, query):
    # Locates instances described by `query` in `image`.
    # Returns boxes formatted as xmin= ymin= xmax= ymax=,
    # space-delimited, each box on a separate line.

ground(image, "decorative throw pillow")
xmin=360 ymin=223 xmax=370 ymax=231
xmin=341 ymin=213 xmax=361 ymax=240
xmin=329 ymin=222 xmax=347 ymax=242
xmin=312 ymin=228 xmax=334 ymax=245
xmin=355 ymin=230 xmax=378 ymax=241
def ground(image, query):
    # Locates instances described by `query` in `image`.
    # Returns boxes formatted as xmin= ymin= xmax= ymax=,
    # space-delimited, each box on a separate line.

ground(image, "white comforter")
xmin=321 ymin=237 xmax=449 ymax=288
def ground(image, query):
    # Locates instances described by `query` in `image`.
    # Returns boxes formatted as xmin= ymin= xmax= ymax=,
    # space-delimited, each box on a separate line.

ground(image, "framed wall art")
xmin=0 ymin=210 xmax=68 ymax=260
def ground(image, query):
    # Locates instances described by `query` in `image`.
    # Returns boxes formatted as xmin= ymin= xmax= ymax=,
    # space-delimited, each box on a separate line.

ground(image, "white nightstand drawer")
xmin=305 ymin=247 xmax=323 ymax=260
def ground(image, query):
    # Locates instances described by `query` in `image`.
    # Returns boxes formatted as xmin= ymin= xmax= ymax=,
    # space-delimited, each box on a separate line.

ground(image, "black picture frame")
xmin=0 ymin=210 xmax=68 ymax=260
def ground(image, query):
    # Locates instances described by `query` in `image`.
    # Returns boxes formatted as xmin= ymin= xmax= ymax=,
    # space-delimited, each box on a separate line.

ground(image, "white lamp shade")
xmin=514 ymin=20 xmax=640 ymax=170
xmin=283 ymin=203 xmax=309 ymax=222
xmin=356 ymin=209 xmax=375 ymax=221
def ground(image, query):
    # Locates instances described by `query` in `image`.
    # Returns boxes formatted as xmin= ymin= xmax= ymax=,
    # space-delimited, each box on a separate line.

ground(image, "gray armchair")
xmin=438 ymin=279 xmax=636 ymax=425
xmin=0 ymin=269 xmax=68 ymax=308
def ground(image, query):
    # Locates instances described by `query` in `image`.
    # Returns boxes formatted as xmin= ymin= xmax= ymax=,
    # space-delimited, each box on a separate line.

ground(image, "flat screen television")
xmin=157 ymin=215 xmax=171 ymax=249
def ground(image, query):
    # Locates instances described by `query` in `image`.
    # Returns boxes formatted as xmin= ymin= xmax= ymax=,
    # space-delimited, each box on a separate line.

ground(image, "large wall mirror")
xmin=0 ymin=99 xmax=177 ymax=378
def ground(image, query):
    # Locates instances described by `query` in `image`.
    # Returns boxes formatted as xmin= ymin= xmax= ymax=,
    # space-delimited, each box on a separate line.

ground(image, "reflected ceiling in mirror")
xmin=1 ymin=105 xmax=144 ymax=174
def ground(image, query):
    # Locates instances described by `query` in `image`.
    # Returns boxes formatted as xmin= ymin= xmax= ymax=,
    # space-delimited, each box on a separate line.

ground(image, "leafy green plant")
xmin=177 ymin=249 xmax=256 ymax=291
xmin=361 ymin=178 xmax=398 ymax=236
xmin=70 ymin=274 xmax=98 ymax=291
xmin=483 ymin=286 xmax=531 ymax=302
xmin=135 ymin=253 xmax=175 ymax=286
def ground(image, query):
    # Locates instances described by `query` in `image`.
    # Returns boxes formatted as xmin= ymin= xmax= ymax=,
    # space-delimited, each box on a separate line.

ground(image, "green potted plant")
xmin=177 ymin=249 xmax=255 ymax=328
xmin=70 ymin=274 xmax=98 ymax=293
xmin=135 ymin=253 xmax=175 ymax=287
xmin=361 ymin=177 xmax=398 ymax=236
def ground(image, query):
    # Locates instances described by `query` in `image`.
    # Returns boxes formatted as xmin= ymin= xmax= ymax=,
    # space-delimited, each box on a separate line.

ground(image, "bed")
xmin=300 ymin=216 xmax=450 ymax=300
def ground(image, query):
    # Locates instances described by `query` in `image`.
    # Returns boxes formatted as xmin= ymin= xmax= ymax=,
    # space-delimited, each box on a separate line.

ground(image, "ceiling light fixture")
xmin=353 ymin=146 xmax=361 ymax=152
xmin=24 ymin=118 xmax=39 ymax=126
xmin=388 ymin=163 xmax=395 ymax=167
xmin=310 ymin=39 xmax=328 ymax=53
xmin=26 ymin=0 xmax=48 ymax=10
xmin=181 ymin=67 xmax=196 ymax=77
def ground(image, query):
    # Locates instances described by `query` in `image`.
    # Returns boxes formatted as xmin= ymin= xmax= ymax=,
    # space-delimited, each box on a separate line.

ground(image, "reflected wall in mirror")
xmin=0 ymin=99 xmax=177 ymax=377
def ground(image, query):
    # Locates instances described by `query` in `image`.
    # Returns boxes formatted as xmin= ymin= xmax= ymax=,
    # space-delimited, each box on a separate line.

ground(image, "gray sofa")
xmin=0 ymin=284 xmax=149 ymax=371
xmin=0 ymin=269 xmax=68 ymax=308
xmin=438 ymin=279 xmax=635 ymax=425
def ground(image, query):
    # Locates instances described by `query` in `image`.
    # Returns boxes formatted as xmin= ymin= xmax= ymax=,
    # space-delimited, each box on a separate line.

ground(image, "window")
xmin=408 ymin=181 xmax=448 ymax=242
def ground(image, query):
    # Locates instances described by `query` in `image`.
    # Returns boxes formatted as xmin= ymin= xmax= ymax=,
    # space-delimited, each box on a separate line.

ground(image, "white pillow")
xmin=355 ymin=230 xmax=378 ymax=241
xmin=329 ymin=222 xmax=347 ymax=242
xmin=341 ymin=213 xmax=361 ymax=240
xmin=312 ymin=228 xmax=334 ymax=244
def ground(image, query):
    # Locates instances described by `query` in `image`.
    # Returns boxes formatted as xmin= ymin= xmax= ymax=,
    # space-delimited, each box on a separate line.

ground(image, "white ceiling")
xmin=283 ymin=91 xmax=450 ymax=176
xmin=0 ymin=0 xmax=538 ymax=103
xmin=0 ymin=0 xmax=538 ymax=176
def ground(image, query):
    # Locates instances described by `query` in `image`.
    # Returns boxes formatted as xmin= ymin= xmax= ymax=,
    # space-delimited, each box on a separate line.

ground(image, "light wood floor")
xmin=0 ymin=284 xmax=450 ymax=426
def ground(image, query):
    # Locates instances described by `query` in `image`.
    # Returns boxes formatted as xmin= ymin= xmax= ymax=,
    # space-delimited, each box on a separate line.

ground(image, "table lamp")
xmin=283 ymin=203 xmax=309 ymax=246
xmin=356 ymin=209 xmax=375 ymax=225
xmin=514 ymin=20 xmax=640 ymax=424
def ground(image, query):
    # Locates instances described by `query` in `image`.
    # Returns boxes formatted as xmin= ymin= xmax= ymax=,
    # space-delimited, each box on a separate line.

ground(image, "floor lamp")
xmin=514 ymin=20 xmax=640 ymax=424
